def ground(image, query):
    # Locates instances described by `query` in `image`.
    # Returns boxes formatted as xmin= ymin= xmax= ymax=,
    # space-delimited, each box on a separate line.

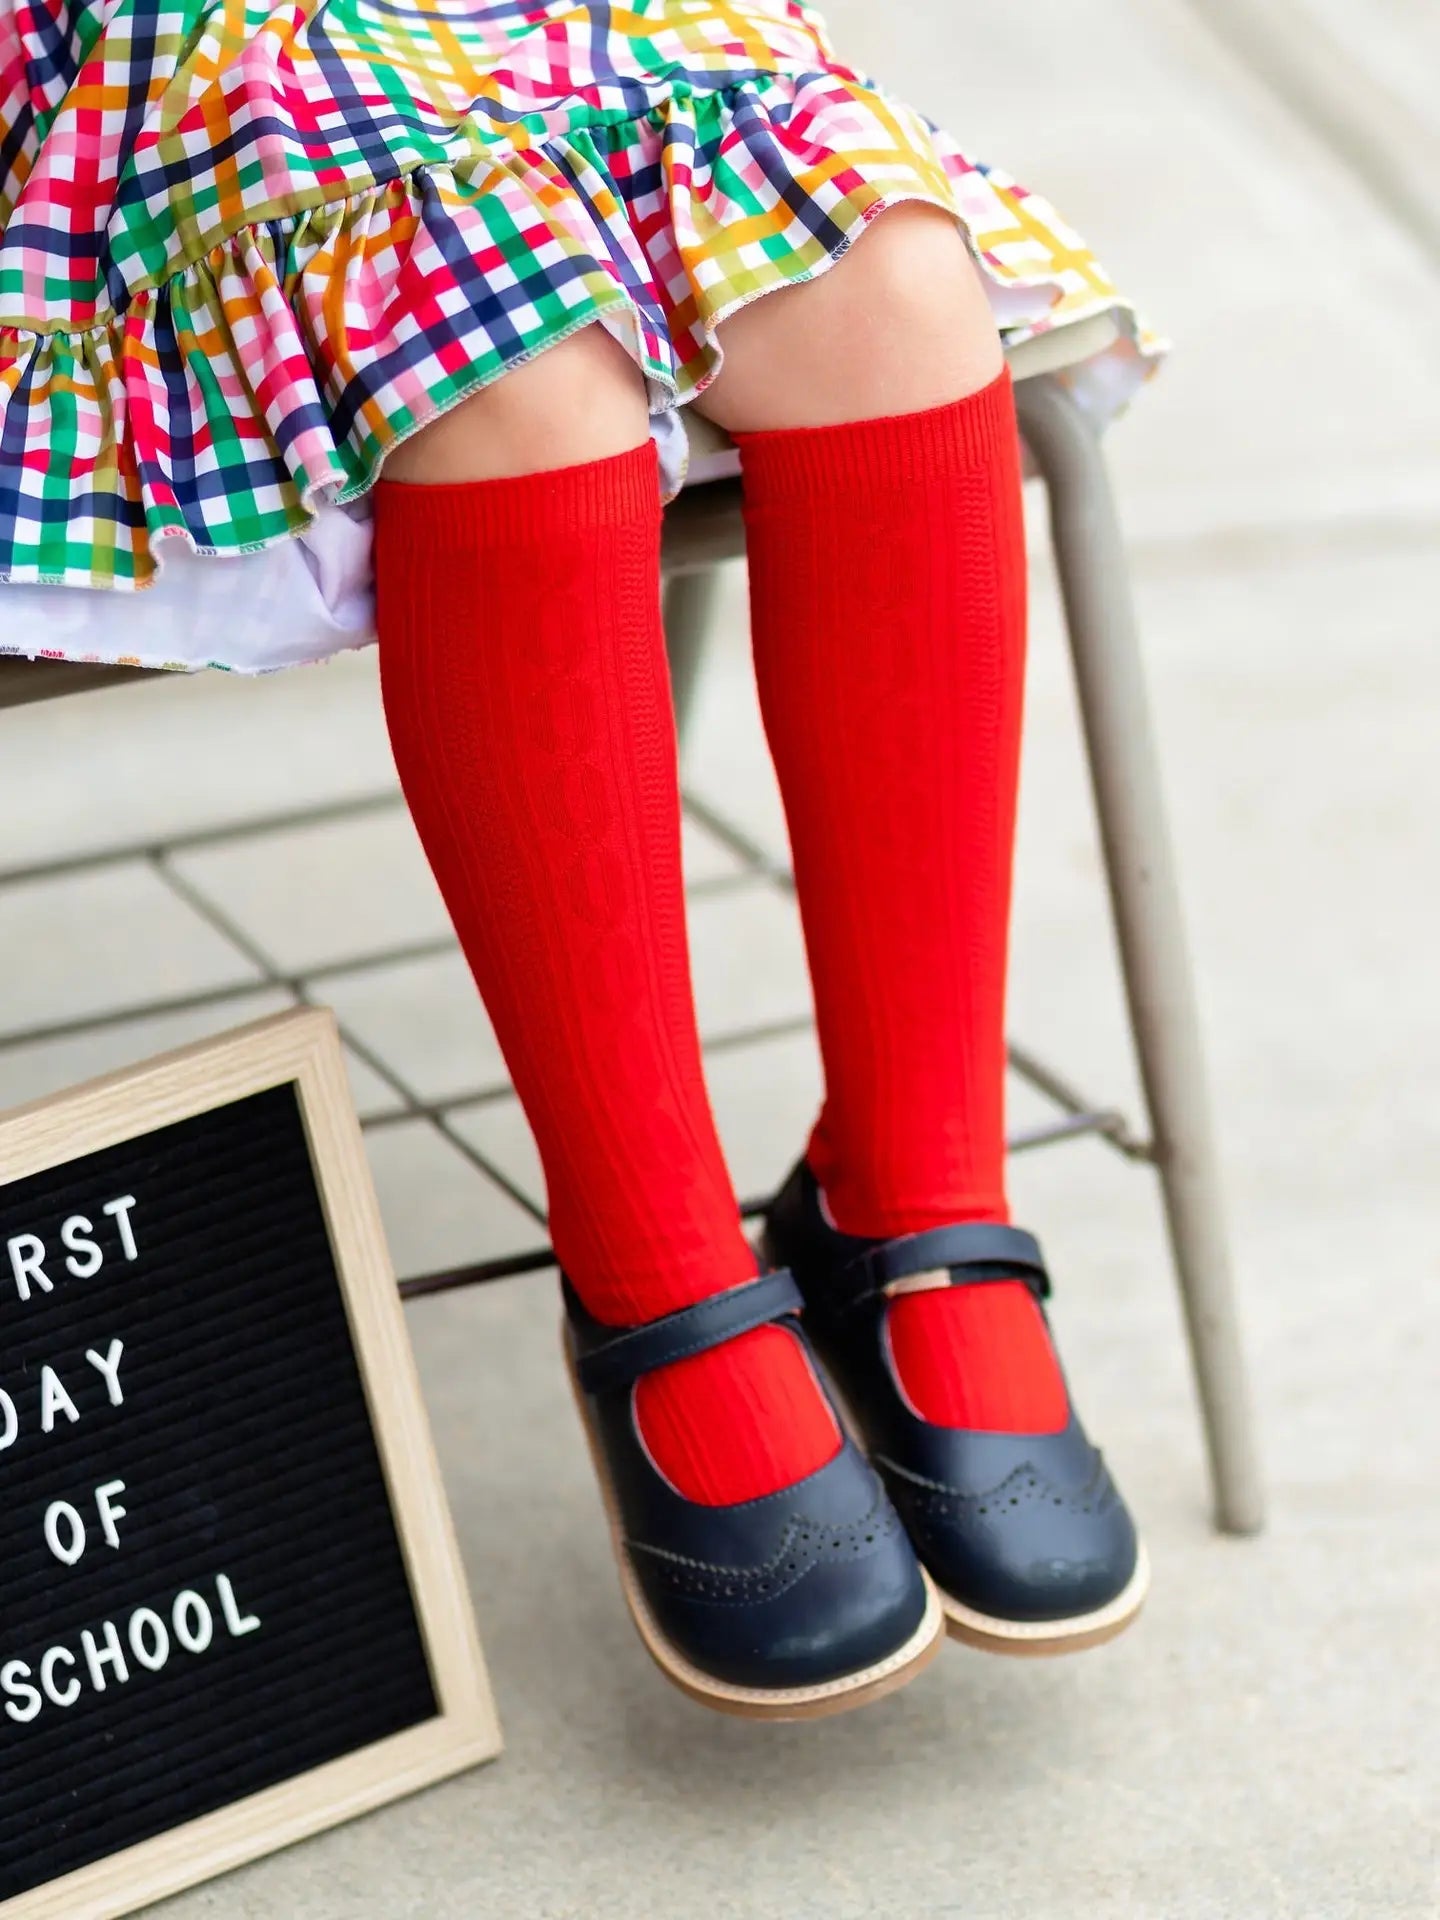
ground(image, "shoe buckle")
xmin=881 ymin=1269 xmax=954 ymax=1299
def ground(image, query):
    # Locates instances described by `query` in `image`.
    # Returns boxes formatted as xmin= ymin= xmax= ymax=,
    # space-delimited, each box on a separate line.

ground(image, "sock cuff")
xmin=374 ymin=437 xmax=661 ymax=547
xmin=733 ymin=367 xmax=1016 ymax=505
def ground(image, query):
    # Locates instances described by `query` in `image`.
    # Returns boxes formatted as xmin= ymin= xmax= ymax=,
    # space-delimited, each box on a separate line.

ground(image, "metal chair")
xmin=0 ymin=318 xmax=1263 ymax=1536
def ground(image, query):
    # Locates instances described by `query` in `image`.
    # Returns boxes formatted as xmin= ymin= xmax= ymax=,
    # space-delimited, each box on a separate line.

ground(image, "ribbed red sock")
xmin=737 ymin=374 xmax=1066 ymax=1434
xmin=374 ymin=442 xmax=838 ymax=1503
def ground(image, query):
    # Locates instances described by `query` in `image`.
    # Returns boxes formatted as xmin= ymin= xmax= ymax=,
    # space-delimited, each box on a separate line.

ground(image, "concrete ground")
xmin=1 ymin=1 xmax=1436 ymax=1914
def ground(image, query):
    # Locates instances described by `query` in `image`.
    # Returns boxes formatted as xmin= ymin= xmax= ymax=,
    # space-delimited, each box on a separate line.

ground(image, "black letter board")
xmin=0 ymin=1010 xmax=499 ymax=1919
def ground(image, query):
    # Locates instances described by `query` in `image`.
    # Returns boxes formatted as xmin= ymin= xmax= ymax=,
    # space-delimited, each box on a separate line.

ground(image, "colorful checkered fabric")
xmin=0 ymin=0 xmax=1158 ymax=641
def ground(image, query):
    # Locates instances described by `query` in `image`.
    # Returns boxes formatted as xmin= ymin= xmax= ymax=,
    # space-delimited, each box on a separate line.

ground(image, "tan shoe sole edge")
xmin=564 ymin=1329 xmax=946 ymax=1721
xmin=941 ymin=1544 xmax=1151 ymax=1657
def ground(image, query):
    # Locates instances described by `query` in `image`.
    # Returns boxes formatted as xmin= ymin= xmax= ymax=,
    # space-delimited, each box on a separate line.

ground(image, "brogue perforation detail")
xmin=628 ymin=1498 xmax=903 ymax=1606
xmin=881 ymin=1458 xmax=1120 ymax=1541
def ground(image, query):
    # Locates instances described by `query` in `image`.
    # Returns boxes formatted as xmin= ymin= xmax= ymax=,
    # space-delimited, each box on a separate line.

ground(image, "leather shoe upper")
xmin=763 ymin=1163 xmax=1139 ymax=1625
xmin=565 ymin=1272 xmax=931 ymax=1689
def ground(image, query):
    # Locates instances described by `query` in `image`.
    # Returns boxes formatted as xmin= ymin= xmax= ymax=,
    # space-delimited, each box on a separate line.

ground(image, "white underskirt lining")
xmin=0 ymin=406 xmax=709 ymax=674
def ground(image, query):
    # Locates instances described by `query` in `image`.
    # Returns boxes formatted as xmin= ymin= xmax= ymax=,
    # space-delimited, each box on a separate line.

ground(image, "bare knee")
xmin=382 ymin=322 xmax=650 ymax=485
xmin=695 ymin=202 xmax=1003 ymax=433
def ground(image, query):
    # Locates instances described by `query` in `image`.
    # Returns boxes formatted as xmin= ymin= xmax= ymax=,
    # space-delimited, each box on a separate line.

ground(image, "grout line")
xmin=702 ymin=1014 xmax=815 ymax=1055
xmin=366 ymin=1010 xmax=821 ymax=1133
xmin=0 ymin=884 xmax=802 ymax=1067
xmin=0 ymin=979 xmax=285 ymax=1053
xmin=154 ymin=850 xmax=549 ymax=1224
xmin=326 ymin=1025 xmax=424 ymax=1119
xmin=7 ymin=842 xmax=1150 ymax=1199
xmin=683 ymin=870 xmax=772 ymax=902
xmin=365 ymin=1085 xmax=514 ymax=1124
xmin=298 ymin=932 xmax=464 ymax=985
xmin=681 ymin=790 xmax=793 ymax=888
xmin=151 ymin=851 xmax=421 ymax=1114
xmin=0 ymin=785 xmax=759 ymax=904
xmin=151 ymin=849 xmax=293 ymax=984
xmin=0 ymin=787 xmax=405 ymax=889
xmin=430 ymin=1116 xmax=549 ymax=1226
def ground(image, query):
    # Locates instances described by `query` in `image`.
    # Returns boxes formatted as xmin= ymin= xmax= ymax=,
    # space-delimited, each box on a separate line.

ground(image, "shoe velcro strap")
xmin=839 ymin=1223 xmax=1050 ymax=1311
xmin=574 ymin=1269 xmax=805 ymax=1398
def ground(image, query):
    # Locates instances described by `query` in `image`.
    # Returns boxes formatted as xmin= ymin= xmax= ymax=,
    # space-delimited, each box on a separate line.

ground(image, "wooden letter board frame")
xmin=0 ymin=1007 xmax=501 ymax=1919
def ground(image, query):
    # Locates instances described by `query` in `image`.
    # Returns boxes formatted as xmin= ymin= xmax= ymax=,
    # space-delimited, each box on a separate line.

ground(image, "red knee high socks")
xmin=736 ymin=373 xmax=1067 ymax=1434
xmin=375 ymin=442 xmax=838 ymax=1502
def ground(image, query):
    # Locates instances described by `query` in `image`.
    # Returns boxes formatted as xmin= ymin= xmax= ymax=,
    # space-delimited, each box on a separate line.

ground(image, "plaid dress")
xmin=0 ymin=0 xmax=1159 ymax=670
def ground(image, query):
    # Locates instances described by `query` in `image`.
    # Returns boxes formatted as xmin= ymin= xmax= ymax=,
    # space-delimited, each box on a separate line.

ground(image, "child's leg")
xmin=695 ymin=204 xmax=1066 ymax=1433
xmin=374 ymin=327 xmax=838 ymax=1502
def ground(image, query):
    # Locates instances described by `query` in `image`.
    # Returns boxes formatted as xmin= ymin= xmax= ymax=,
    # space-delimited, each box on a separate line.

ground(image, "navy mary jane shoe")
xmin=564 ymin=1268 xmax=944 ymax=1718
xmin=763 ymin=1164 xmax=1148 ymax=1657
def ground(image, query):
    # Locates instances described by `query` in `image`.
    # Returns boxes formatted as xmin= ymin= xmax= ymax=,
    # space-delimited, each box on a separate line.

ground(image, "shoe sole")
xmin=564 ymin=1331 xmax=946 ymax=1721
xmin=939 ymin=1543 xmax=1151 ymax=1657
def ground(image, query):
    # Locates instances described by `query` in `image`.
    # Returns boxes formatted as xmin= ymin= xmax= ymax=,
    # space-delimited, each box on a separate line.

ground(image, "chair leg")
xmin=662 ymin=567 xmax=720 ymax=749
xmin=1014 ymin=374 xmax=1264 ymax=1536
